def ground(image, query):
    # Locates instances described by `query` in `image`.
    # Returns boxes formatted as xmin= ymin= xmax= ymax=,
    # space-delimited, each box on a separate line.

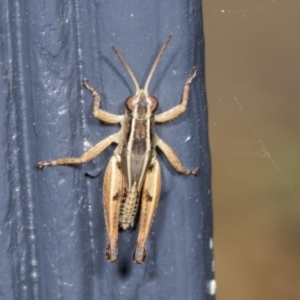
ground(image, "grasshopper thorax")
xmin=125 ymin=90 xmax=158 ymax=119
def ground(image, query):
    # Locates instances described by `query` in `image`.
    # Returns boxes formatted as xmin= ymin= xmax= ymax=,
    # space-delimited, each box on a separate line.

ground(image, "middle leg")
xmin=37 ymin=133 xmax=118 ymax=168
xmin=156 ymin=137 xmax=198 ymax=175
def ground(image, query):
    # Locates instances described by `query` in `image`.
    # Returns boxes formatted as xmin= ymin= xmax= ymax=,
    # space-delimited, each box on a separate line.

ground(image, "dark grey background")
xmin=0 ymin=1 xmax=213 ymax=299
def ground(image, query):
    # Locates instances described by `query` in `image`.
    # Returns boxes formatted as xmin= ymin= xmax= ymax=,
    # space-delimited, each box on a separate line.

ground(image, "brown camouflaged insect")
xmin=37 ymin=34 xmax=198 ymax=264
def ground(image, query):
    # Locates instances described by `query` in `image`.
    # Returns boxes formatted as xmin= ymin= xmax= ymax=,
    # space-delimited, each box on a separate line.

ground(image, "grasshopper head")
xmin=125 ymin=90 xmax=158 ymax=119
xmin=111 ymin=34 xmax=172 ymax=119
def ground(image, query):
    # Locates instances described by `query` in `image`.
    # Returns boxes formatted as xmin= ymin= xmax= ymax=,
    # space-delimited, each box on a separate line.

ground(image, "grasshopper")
xmin=37 ymin=34 xmax=198 ymax=264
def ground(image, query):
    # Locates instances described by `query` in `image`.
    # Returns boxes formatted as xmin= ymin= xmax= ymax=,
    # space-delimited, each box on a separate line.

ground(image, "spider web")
xmin=216 ymin=77 xmax=300 ymax=204
xmin=204 ymin=0 xmax=300 ymax=204
xmin=203 ymin=0 xmax=300 ymax=299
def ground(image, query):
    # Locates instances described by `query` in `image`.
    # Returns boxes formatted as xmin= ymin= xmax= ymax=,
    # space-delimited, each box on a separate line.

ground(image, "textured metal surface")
xmin=0 ymin=0 xmax=214 ymax=299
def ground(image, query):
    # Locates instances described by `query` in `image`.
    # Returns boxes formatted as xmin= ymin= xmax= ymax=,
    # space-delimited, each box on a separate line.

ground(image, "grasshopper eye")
xmin=125 ymin=96 xmax=136 ymax=111
xmin=148 ymin=96 xmax=158 ymax=112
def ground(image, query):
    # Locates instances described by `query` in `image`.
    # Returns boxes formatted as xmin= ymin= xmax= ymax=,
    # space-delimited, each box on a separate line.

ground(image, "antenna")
xmin=143 ymin=34 xmax=173 ymax=93
xmin=111 ymin=45 xmax=140 ymax=93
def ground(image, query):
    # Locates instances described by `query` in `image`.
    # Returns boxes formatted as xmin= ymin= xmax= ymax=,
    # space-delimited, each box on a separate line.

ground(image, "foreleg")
xmin=82 ymin=79 xmax=123 ymax=124
xmin=155 ymin=67 xmax=197 ymax=123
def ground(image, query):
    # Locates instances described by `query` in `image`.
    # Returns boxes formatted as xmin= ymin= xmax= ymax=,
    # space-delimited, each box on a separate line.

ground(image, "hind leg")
xmin=134 ymin=159 xmax=161 ymax=264
xmin=103 ymin=155 xmax=124 ymax=262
